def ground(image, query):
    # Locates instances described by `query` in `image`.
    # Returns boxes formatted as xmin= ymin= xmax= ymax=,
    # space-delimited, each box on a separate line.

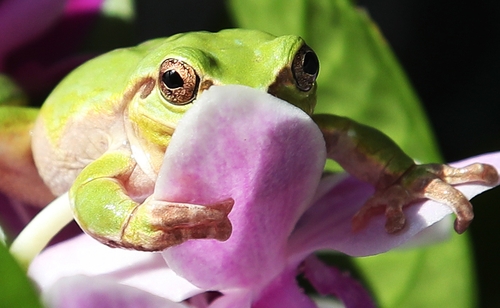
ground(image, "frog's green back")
xmin=40 ymin=29 xmax=306 ymax=141
xmin=39 ymin=45 xmax=146 ymax=139
xmin=136 ymin=29 xmax=304 ymax=89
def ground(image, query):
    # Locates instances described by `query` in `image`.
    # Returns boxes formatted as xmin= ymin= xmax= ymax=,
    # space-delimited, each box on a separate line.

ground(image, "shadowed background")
xmin=354 ymin=2 xmax=500 ymax=307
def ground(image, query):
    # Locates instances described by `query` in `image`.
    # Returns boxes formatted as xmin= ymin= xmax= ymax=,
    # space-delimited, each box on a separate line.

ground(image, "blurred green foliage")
xmin=0 ymin=244 xmax=42 ymax=308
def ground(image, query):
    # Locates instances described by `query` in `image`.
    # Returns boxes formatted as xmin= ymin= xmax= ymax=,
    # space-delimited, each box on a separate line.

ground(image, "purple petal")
xmin=0 ymin=192 xmax=82 ymax=244
xmin=397 ymin=216 xmax=452 ymax=249
xmin=43 ymin=275 xmax=187 ymax=308
xmin=8 ymin=54 xmax=94 ymax=96
xmin=65 ymin=0 xmax=103 ymax=14
xmin=0 ymin=193 xmax=37 ymax=238
xmin=187 ymin=292 xmax=222 ymax=308
xmin=3 ymin=0 xmax=104 ymax=95
xmin=29 ymin=234 xmax=202 ymax=302
xmin=158 ymin=85 xmax=326 ymax=290
xmin=206 ymin=292 xmax=253 ymax=308
xmin=303 ymin=255 xmax=376 ymax=308
xmin=0 ymin=0 xmax=66 ymax=68
xmin=252 ymin=269 xmax=317 ymax=308
xmin=289 ymin=152 xmax=500 ymax=258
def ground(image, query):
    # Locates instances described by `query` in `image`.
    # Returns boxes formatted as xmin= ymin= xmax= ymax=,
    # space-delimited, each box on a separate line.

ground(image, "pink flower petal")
xmin=252 ymin=269 xmax=317 ymax=308
xmin=29 ymin=234 xmax=202 ymax=302
xmin=289 ymin=152 xmax=500 ymax=258
xmin=206 ymin=291 xmax=253 ymax=308
xmin=2 ymin=0 xmax=104 ymax=95
xmin=158 ymin=85 xmax=326 ymax=290
xmin=65 ymin=0 xmax=103 ymax=14
xmin=0 ymin=0 xmax=66 ymax=68
xmin=0 ymin=193 xmax=37 ymax=238
xmin=43 ymin=275 xmax=187 ymax=308
xmin=303 ymin=255 xmax=376 ymax=308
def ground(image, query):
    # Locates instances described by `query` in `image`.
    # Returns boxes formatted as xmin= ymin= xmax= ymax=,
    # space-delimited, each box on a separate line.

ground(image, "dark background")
xmin=135 ymin=1 xmax=500 ymax=306
xmin=355 ymin=2 xmax=500 ymax=307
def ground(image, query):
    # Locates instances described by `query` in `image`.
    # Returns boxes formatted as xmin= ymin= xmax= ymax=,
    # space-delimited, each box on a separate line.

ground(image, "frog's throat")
xmin=124 ymin=76 xmax=177 ymax=146
xmin=123 ymin=77 xmax=176 ymax=182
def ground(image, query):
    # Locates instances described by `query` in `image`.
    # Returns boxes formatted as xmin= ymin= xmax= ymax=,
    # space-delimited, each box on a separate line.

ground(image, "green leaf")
xmin=228 ymin=0 xmax=476 ymax=307
xmin=357 ymin=233 xmax=475 ymax=308
xmin=0 ymin=244 xmax=42 ymax=308
xmin=0 ymin=74 xmax=28 ymax=107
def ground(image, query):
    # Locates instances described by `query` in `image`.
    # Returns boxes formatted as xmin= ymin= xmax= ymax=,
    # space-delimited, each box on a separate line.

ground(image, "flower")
xmin=0 ymin=0 xmax=104 ymax=98
xmin=26 ymin=85 xmax=500 ymax=307
xmin=0 ymin=0 xmax=107 ymax=242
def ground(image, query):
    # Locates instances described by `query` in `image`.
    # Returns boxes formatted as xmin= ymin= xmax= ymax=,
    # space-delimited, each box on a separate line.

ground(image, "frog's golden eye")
xmin=159 ymin=58 xmax=199 ymax=105
xmin=292 ymin=45 xmax=319 ymax=92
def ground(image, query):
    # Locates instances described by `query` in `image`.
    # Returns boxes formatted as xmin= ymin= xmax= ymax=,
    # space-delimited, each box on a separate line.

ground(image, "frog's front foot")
xmin=352 ymin=163 xmax=499 ymax=234
xmin=118 ymin=198 xmax=234 ymax=251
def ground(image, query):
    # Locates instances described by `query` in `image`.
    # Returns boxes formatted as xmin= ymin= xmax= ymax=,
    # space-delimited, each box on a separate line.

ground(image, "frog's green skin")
xmin=1 ymin=29 xmax=498 ymax=251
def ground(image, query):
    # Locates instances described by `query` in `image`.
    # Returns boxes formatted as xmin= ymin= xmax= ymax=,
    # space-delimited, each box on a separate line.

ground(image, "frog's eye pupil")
xmin=163 ymin=70 xmax=184 ymax=88
xmin=303 ymin=51 xmax=319 ymax=76
xmin=292 ymin=45 xmax=319 ymax=92
xmin=158 ymin=58 xmax=199 ymax=105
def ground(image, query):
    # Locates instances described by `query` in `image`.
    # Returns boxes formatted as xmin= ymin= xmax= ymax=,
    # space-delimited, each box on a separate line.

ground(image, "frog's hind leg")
xmin=0 ymin=106 xmax=55 ymax=207
xmin=422 ymin=163 xmax=498 ymax=233
xmin=352 ymin=163 xmax=499 ymax=234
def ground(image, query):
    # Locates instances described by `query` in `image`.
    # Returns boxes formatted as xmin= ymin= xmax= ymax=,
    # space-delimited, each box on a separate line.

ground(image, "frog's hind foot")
xmin=352 ymin=184 xmax=409 ymax=234
xmin=423 ymin=163 xmax=498 ymax=233
xmin=118 ymin=198 xmax=234 ymax=251
xmin=352 ymin=163 xmax=499 ymax=234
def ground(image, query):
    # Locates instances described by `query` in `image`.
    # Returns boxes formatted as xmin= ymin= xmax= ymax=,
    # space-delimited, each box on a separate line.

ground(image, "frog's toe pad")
xmin=384 ymin=206 xmax=406 ymax=233
xmin=479 ymin=164 xmax=499 ymax=185
xmin=351 ymin=194 xmax=408 ymax=234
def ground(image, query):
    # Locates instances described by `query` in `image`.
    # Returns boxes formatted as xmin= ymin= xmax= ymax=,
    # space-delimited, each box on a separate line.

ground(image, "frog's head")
xmin=127 ymin=29 xmax=319 ymax=147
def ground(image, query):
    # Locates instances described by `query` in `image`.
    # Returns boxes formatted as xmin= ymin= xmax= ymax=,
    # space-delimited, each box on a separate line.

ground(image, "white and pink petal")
xmin=157 ymin=85 xmax=326 ymax=290
xmin=42 ymin=275 xmax=187 ymax=308
xmin=288 ymin=152 xmax=500 ymax=258
xmin=29 ymin=234 xmax=202 ymax=302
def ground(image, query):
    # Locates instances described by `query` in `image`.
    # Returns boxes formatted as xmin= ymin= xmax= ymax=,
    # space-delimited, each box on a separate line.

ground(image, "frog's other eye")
xmin=292 ymin=45 xmax=319 ymax=92
xmin=159 ymin=58 xmax=199 ymax=105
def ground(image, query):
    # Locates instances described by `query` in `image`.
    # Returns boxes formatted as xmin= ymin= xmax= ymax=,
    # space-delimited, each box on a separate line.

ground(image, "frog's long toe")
xmin=120 ymin=198 xmax=234 ymax=251
xmin=352 ymin=163 xmax=498 ymax=235
xmin=435 ymin=163 xmax=499 ymax=185
xmin=149 ymin=198 xmax=234 ymax=229
xmin=384 ymin=205 xmax=406 ymax=233
xmin=423 ymin=163 xmax=499 ymax=233
xmin=352 ymin=185 xmax=409 ymax=234
xmin=423 ymin=178 xmax=474 ymax=234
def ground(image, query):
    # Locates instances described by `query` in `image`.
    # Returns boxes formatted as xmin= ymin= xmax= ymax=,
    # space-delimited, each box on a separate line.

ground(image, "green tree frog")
xmin=0 ymin=29 xmax=497 ymax=251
